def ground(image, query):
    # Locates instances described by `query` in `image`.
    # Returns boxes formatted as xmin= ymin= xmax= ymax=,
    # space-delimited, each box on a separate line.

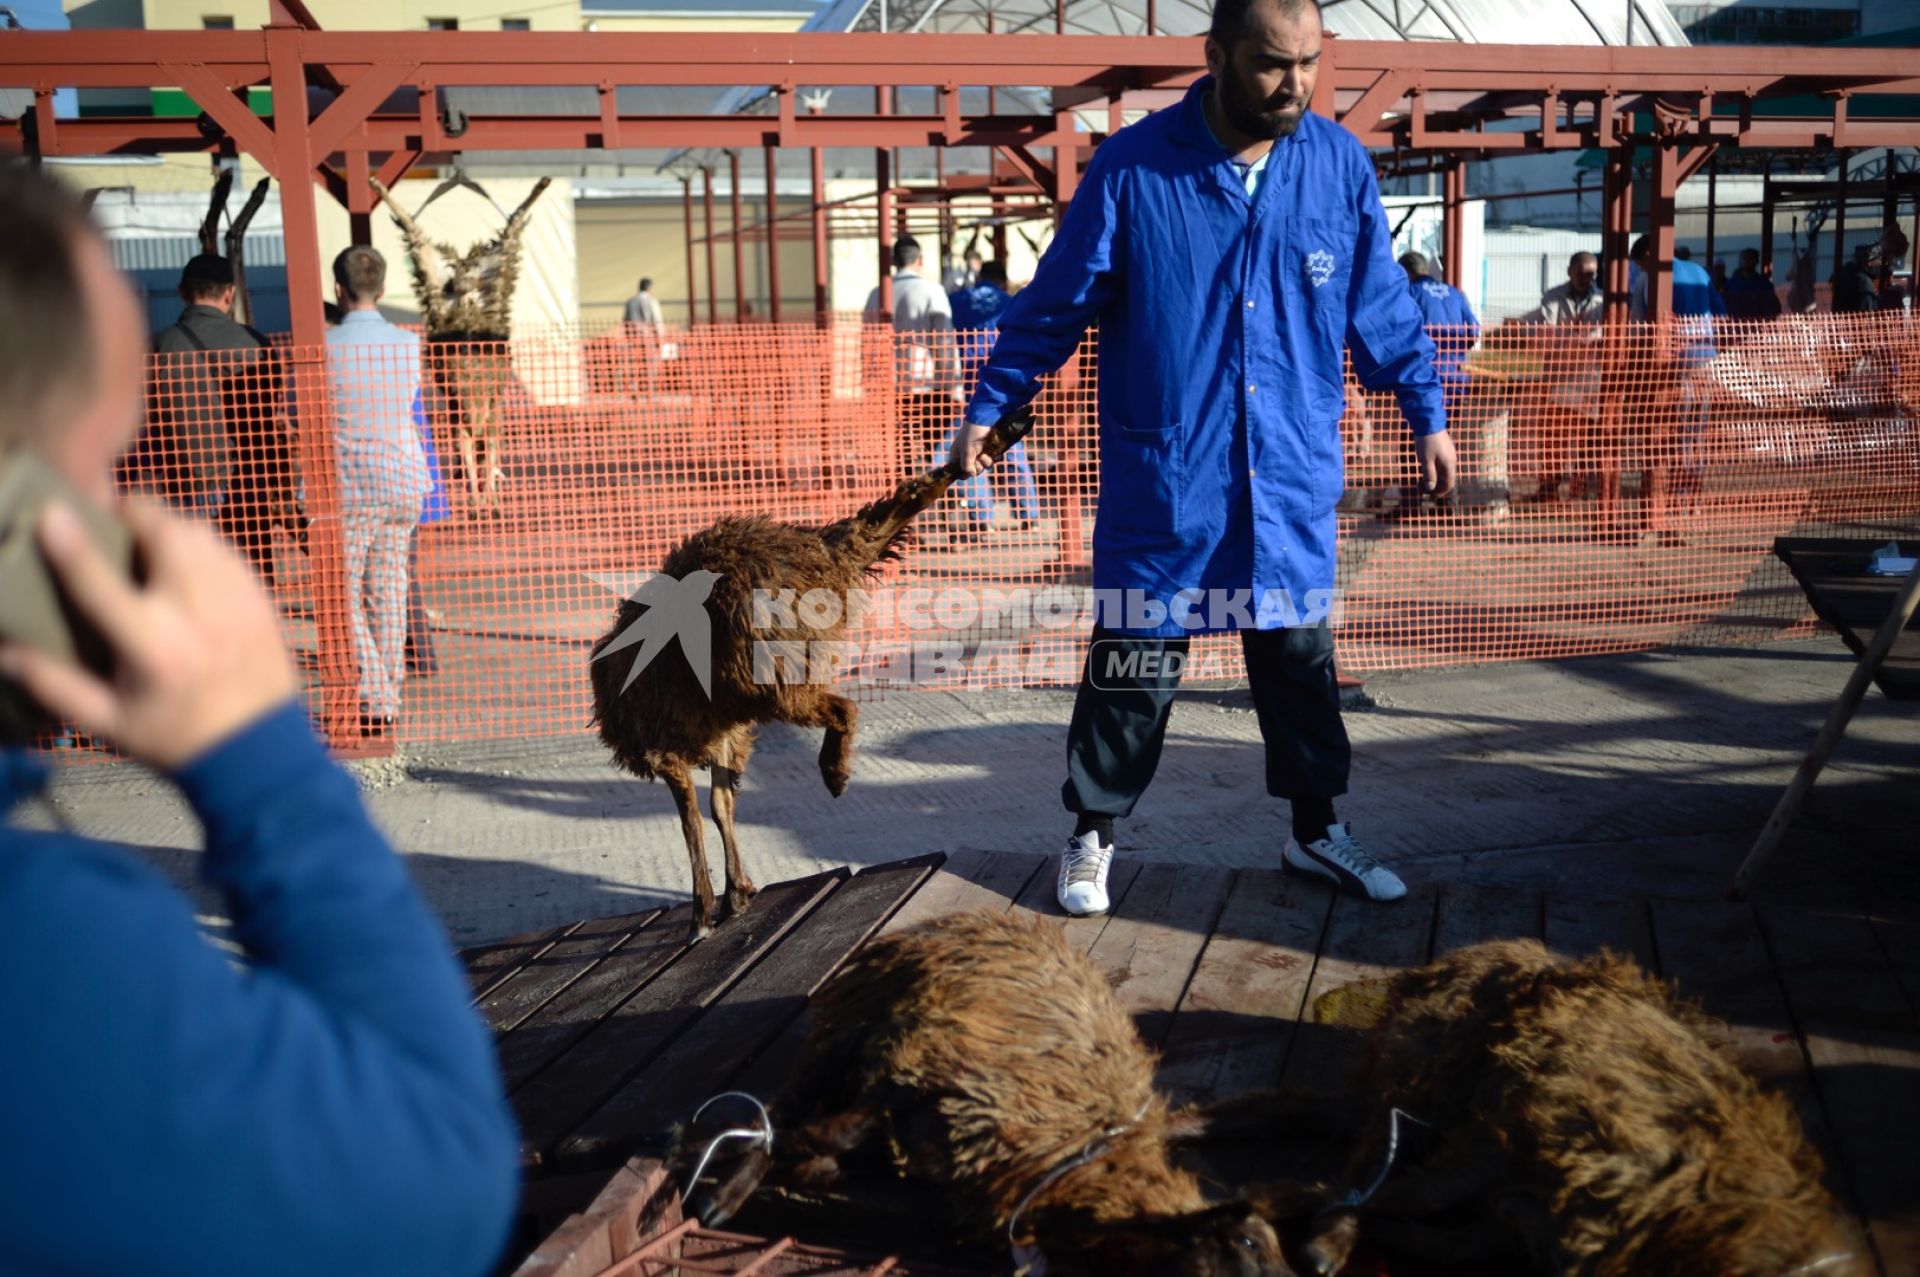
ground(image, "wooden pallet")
xmin=468 ymin=852 xmax=1920 ymax=1277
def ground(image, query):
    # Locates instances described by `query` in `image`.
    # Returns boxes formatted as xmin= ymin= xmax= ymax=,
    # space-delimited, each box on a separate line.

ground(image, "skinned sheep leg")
xmin=454 ymin=422 xmax=485 ymax=518
xmin=707 ymin=729 xmax=757 ymax=915
xmin=660 ymin=759 xmax=720 ymax=941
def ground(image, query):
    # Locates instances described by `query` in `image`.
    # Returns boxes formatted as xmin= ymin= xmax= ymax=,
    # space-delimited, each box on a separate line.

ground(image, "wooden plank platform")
xmin=467 ymin=853 xmax=1920 ymax=1277
xmin=1774 ymin=536 xmax=1920 ymax=701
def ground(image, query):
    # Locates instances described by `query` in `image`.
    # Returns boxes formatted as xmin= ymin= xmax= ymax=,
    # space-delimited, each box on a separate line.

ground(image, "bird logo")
xmin=589 ymin=569 xmax=722 ymax=699
xmin=1306 ymin=249 xmax=1337 ymax=289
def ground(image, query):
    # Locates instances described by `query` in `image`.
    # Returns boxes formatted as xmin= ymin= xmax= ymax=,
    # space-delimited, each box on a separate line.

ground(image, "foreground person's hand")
xmin=0 ymin=497 xmax=299 ymax=770
xmin=1415 ymin=429 xmax=1459 ymax=498
xmin=947 ymin=422 xmax=996 ymax=476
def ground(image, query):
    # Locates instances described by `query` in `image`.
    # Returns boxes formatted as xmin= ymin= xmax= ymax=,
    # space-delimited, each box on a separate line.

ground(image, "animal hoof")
xmin=727 ymin=887 xmax=757 ymax=914
xmin=687 ymin=922 xmax=712 ymax=945
xmin=822 ymin=769 xmax=850 ymax=798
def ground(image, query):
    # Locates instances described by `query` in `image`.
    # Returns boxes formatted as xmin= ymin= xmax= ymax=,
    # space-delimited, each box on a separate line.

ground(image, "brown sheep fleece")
xmin=689 ymin=910 xmax=1291 ymax=1276
xmin=1303 ymin=939 xmax=1865 ymax=1277
xmin=589 ymin=417 xmax=1026 ymax=941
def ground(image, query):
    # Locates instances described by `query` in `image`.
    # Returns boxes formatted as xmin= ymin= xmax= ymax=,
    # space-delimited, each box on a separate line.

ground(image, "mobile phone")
xmin=0 ymin=448 xmax=134 ymax=746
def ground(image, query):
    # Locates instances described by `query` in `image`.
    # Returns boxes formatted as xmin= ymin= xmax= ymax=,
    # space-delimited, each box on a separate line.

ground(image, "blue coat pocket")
xmin=1099 ymin=418 xmax=1185 ymax=545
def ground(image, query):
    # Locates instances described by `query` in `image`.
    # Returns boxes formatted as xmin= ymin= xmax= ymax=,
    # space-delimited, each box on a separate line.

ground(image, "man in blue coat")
xmin=951 ymin=0 xmax=1455 ymax=915
xmin=950 ymin=260 xmax=1042 ymax=531
xmin=0 ymin=163 xmax=518 ymax=1277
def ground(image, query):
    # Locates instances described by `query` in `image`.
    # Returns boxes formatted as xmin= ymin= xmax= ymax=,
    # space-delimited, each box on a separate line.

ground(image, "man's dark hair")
xmin=1569 ymin=250 xmax=1598 ymax=270
xmin=1397 ymin=251 xmax=1430 ymax=279
xmin=979 ymin=259 xmax=1009 ymax=286
xmin=0 ymin=158 xmax=100 ymax=451
xmin=892 ymin=236 xmax=923 ymax=270
xmin=332 ymin=244 xmax=386 ymax=303
xmin=178 ymin=253 xmax=235 ymax=304
xmin=639 ymin=277 xmax=653 ymax=291
xmin=1209 ymin=0 xmax=1321 ymax=48
xmin=1675 ymin=245 xmax=1692 ymax=261
xmin=1629 ymin=234 xmax=1652 ymax=264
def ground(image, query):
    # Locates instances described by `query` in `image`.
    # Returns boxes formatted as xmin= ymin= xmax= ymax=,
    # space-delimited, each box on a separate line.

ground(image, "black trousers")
xmin=1062 ymin=624 xmax=1350 ymax=818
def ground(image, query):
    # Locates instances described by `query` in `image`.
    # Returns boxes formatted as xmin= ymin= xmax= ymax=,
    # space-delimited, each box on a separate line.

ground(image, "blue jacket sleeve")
xmin=964 ymin=143 xmax=1124 ymax=428
xmin=1344 ymin=160 xmax=1447 ymax=436
xmin=0 ymin=704 xmax=519 ymax=1277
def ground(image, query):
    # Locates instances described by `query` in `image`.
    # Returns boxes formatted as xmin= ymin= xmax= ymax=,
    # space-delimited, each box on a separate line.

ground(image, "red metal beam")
xmin=701 ymin=165 xmax=718 ymax=325
xmin=1650 ymin=142 xmax=1678 ymax=319
xmin=764 ymin=145 xmax=782 ymax=323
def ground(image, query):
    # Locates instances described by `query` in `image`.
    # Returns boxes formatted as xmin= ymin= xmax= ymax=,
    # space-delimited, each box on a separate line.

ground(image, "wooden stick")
xmin=1729 ymin=555 xmax=1920 ymax=899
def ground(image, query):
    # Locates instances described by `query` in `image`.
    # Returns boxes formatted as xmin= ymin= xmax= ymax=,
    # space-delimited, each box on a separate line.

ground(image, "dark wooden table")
xmin=1774 ymin=536 xmax=1920 ymax=701
xmin=468 ymin=851 xmax=1920 ymax=1277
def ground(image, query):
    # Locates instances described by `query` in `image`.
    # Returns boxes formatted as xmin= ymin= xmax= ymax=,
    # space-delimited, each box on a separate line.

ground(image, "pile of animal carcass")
xmin=674 ymin=910 xmax=1866 ymax=1277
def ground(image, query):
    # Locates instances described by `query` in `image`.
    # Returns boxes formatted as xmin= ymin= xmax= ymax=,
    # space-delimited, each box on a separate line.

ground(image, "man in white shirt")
xmin=623 ymin=277 xmax=665 ymax=395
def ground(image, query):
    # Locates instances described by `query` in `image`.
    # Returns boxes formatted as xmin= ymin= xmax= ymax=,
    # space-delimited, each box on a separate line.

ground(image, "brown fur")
xmin=1277 ymin=940 xmax=1864 ymax=1277
xmin=589 ymin=444 xmax=1002 ymax=941
xmin=685 ymin=910 xmax=1291 ymax=1275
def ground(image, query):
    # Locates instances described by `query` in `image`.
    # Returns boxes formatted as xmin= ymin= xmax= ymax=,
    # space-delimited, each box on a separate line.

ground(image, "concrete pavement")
xmin=26 ymin=637 xmax=1918 ymax=946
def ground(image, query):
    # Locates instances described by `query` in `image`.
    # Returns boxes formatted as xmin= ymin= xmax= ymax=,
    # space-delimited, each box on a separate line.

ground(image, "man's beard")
xmin=1217 ymin=68 xmax=1307 ymax=141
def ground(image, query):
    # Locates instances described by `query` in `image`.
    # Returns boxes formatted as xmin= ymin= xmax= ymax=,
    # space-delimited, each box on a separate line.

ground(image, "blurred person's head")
xmin=1675 ymin=245 xmax=1692 ymax=262
xmin=1738 ymin=248 xmax=1761 ymax=274
xmin=1205 ymin=0 xmax=1322 ymax=144
xmin=979 ymin=259 xmax=1009 ymax=287
xmin=892 ymin=235 xmax=923 ymax=272
xmin=1629 ymin=235 xmax=1653 ymax=270
xmin=178 ymin=253 xmax=236 ymax=312
xmin=332 ymin=245 xmax=387 ymax=311
xmin=638 ymin=276 xmax=653 ymax=292
xmin=0 ymin=160 xmax=148 ymax=505
xmin=1567 ymin=251 xmax=1598 ymax=295
xmin=966 ymin=250 xmax=983 ymax=269
xmin=1397 ymin=251 xmax=1430 ymax=281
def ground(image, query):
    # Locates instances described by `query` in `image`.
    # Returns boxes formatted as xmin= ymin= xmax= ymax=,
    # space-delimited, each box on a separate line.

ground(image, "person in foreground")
xmin=950 ymin=0 xmax=1454 ymax=916
xmin=0 ymin=161 xmax=518 ymax=1277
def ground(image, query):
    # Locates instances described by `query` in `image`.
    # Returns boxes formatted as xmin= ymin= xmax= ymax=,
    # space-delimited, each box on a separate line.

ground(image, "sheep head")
xmin=1038 ymin=1202 xmax=1294 ymax=1277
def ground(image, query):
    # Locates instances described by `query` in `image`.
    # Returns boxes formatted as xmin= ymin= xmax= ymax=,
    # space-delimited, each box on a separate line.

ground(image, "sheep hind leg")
xmin=785 ymin=692 xmax=857 ymax=798
xmin=709 ymin=732 xmax=756 ymax=915
xmin=684 ymin=1106 xmax=877 ymax=1229
xmin=661 ymin=761 xmax=720 ymax=941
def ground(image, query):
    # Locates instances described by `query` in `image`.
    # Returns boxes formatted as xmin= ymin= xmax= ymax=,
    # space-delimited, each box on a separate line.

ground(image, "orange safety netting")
xmin=47 ymin=312 xmax=1920 ymax=757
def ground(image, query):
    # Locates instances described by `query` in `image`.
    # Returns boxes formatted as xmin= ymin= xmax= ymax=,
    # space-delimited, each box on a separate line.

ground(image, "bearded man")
xmin=949 ymin=0 xmax=1455 ymax=916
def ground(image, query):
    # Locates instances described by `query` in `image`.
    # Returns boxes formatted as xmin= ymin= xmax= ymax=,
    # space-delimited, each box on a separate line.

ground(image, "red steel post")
xmin=1443 ymin=158 xmax=1466 ymax=287
xmin=765 ymin=145 xmax=782 ymax=322
xmin=811 ymin=145 xmax=830 ymax=324
xmin=1834 ymin=148 xmax=1851 ymax=279
xmin=681 ymin=176 xmax=698 ymax=325
xmin=876 ymin=86 xmax=894 ymax=318
xmin=1602 ymin=147 xmax=1633 ymax=325
xmin=1650 ymin=141 xmax=1677 ymax=320
xmin=702 ymin=165 xmax=718 ymax=324
xmin=1704 ymin=152 xmax=1718 ymax=270
xmin=267 ymin=28 xmax=357 ymax=750
xmin=729 ymin=149 xmax=747 ymax=320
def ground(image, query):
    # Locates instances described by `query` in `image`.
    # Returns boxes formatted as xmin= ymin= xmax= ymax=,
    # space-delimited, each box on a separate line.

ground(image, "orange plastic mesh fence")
xmin=46 ymin=312 xmax=1920 ymax=757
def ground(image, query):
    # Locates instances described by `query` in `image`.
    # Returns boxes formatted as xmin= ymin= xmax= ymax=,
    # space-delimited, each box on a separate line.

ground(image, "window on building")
xmin=425 ymin=17 xmax=459 ymax=29
xmin=501 ymin=17 xmax=531 ymax=29
xmin=1669 ymin=4 xmax=1862 ymax=45
xmin=202 ymin=15 xmax=235 ymax=27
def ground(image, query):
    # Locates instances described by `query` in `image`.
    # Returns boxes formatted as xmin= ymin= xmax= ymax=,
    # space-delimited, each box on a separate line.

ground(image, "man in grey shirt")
xmin=623 ymin=277 xmax=664 ymax=328
xmin=864 ymin=236 xmax=969 ymax=532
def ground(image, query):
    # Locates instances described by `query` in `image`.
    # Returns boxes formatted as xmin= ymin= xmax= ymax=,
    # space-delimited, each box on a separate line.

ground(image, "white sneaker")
xmin=1057 ymin=832 xmax=1114 ymax=916
xmin=1283 ymin=823 xmax=1407 ymax=902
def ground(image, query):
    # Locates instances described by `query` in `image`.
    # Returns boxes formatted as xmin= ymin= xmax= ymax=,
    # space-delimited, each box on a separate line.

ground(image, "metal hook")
xmin=680 ymin=1091 xmax=775 ymax=1204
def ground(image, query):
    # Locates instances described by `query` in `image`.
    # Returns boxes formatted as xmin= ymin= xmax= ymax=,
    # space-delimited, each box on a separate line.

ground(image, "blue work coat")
xmin=965 ymin=78 xmax=1445 ymax=636
xmin=1405 ymin=276 xmax=1480 ymax=396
